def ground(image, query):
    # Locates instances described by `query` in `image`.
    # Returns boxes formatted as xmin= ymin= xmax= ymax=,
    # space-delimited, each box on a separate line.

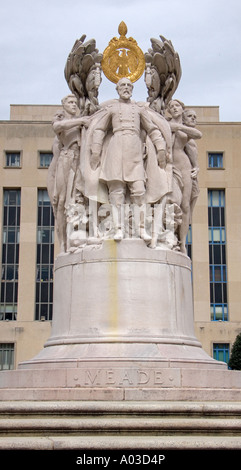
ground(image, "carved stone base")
xmin=1 ymin=239 xmax=241 ymax=401
xmin=0 ymin=366 xmax=241 ymax=401
xmin=18 ymin=240 xmax=225 ymax=370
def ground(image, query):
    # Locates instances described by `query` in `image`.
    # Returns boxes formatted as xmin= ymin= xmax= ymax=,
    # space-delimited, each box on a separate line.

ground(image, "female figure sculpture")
xmin=167 ymin=100 xmax=202 ymax=253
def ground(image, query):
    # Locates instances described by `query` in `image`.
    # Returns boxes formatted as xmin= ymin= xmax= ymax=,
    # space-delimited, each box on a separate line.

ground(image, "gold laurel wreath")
xmin=101 ymin=21 xmax=145 ymax=84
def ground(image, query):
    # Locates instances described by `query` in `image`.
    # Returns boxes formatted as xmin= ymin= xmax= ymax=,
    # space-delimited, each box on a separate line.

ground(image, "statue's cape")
xmin=47 ymin=136 xmax=61 ymax=212
xmin=78 ymin=107 xmax=109 ymax=203
xmin=79 ymin=100 xmax=173 ymax=204
xmin=144 ymin=106 xmax=173 ymax=203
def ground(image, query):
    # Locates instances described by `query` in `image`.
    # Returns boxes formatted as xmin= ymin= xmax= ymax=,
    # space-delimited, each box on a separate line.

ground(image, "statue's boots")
xmin=112 ymin=204 xmax=125 ymax=241
xmin=132 ymin=203 xmax=152 ymax=242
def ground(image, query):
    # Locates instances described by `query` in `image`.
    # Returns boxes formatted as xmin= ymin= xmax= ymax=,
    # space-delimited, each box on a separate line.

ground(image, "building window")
xmin=39 ymin=152 xmax=53 ymax=168
xmin=5 ymin=152 xmax=21 ymax=168
xmin=35 ymin=189 xmax=54 ymax=321
xmin=0 ymin=190 xmax=21 ymax=321
xmin=208 ymin=152 xmax=223 ymax=169
xmin=186 ymin=225 xmax=192 ymax=259
xmin=213 ymin=343 xmax=230 ymax=365
xmin=0 ymin=343 xmax=14 ymax=370
xmin=208 ymin=189 xmax=228 ymax=321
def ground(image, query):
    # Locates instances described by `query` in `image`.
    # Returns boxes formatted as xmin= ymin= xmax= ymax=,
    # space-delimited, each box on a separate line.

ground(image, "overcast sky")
xmin=1 ymin=0 xmax=241 ymax=122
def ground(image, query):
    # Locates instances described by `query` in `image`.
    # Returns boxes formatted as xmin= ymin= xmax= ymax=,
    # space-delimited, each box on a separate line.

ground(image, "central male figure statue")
xmin=90 ymin=77 xmax=166 ymax=240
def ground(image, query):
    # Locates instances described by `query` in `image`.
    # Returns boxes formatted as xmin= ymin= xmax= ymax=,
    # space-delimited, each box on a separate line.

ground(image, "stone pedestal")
xmin=19 ymin=239 xmax=224 ymax=370
xmin=1 ymin=239 xmax=241 ymax=401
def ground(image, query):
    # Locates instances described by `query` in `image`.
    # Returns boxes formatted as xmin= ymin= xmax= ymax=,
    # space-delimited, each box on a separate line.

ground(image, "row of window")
xmin=187 ymin=189 xmax=228 ymax=321
xmin=1 ymin=190 xmax=20 ymax=321
xmin=0 ymin=189 xmax=53 ymax=321
xmin=208 ymin=189 xmax=228 ymax=321
xmin=36 ymin=189 xmax=54 ymax=321
xmin=3 ymin=152 xmax=224 ymax=169
xmin=3 ymin=152 xmax=53 ymax=168
xmin=0 ymin=342 xmax=231 ymax=370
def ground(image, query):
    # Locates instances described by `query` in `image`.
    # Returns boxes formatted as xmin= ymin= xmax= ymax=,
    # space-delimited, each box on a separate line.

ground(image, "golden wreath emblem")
xmin=101 ymin=21 xmax=145 ymax=83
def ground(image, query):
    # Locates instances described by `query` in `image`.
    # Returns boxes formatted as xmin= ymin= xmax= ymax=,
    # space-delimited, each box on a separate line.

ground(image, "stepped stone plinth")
xmin=0 ymin=241 xmax=240 ymax=402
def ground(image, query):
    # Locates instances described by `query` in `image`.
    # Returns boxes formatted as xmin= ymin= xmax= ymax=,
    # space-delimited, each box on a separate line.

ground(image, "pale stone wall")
xmin=10 ymin=105 xmax=61 ymax=122
xmin=0 ymin=117 xmax=55 ymax=367
xmin=193 ymin=120 xmax=241 ymax=353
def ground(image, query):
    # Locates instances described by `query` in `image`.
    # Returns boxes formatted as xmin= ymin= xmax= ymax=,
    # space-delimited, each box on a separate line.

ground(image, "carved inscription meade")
xmin=67 ymin=368 xmax=181 ymax=388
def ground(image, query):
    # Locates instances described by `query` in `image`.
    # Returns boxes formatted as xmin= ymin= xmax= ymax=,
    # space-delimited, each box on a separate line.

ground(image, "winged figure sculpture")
xmin=144 ymin=35 xmax=182 ymax=115
xmin=64 ymin=35 xmax=103 ymax=115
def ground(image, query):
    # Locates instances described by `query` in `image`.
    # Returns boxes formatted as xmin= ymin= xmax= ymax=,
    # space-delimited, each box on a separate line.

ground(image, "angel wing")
xmin=64 ymin=36 xmax=103 ymax=115
xmin=144 ymin=35 xmax=182 ymax=113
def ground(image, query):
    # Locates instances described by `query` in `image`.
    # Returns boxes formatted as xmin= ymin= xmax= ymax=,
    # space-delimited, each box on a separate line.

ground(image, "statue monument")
xmin=1 ymin=22 xmax=241 ymax=400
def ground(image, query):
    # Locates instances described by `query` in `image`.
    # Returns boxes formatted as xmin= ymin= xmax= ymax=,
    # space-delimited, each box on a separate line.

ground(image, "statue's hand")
xmin=157 ymin=149 xmax=166 ymax=169
xmin=90 ymin=153 xmax=100 ymax=170
xmin=80 ymin=117 xmax=90 ymax=128
xmin=191 ymin=167 xmax=199 ymax=179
